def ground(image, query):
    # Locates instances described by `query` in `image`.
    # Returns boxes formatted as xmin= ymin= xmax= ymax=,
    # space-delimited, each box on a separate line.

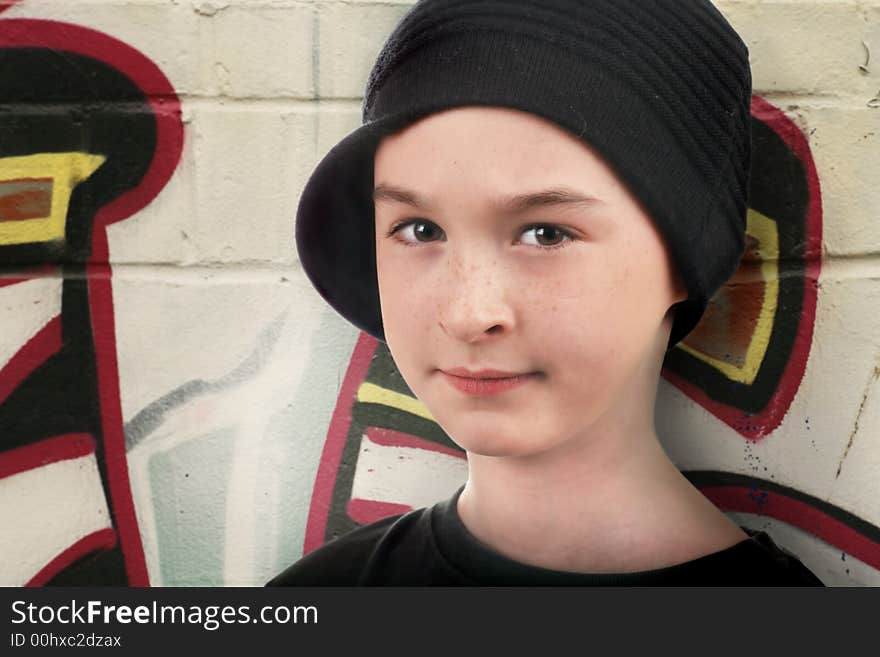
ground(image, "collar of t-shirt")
xmin=430 ymin=484 xmax=773 ymax=586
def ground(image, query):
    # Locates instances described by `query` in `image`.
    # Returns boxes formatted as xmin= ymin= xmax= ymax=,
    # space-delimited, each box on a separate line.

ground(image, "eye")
xmin=386 ymin=220 xmax=576 ymax=251
xmin=386 ymin=219 xmax=444 ymax=247
xmin=520 ymin=224 xmax=574 ymax=250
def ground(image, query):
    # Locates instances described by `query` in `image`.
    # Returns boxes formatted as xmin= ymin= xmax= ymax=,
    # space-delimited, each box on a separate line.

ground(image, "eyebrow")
xmin=373 ymin=184 xmax=604 ymax=215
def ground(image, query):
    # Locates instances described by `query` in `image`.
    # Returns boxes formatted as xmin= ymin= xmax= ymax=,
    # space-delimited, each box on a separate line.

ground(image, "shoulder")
xmin=265 ymin=507 xmax=432 ymax=586
xmin=750 ymin=531 xmax=825 ymax=586
xmin=737 ymin=530 xmax=826 ymax=586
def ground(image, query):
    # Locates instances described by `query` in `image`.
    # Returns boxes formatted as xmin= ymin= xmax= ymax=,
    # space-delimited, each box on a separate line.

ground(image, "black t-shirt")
xmin=267 ymin=485 xmax=825 ymax=586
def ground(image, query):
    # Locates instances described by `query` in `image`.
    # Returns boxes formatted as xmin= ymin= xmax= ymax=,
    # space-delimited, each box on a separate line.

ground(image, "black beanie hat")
xmin=295 ymin=0 xmax=753 ymax=351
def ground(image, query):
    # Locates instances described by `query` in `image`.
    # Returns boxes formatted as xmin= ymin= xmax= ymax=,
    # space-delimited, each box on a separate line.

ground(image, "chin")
xmin=464 ymin=445 xmax=529 ymax=458
xmin=446 ymin=427 xmax=543 ymax=459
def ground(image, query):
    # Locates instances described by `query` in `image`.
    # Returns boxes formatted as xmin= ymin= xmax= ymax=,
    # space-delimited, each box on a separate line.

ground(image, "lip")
xmin=439 ymin=368 xmax=539 ymax=396
xmin=443 ymin=367 xmax=531 ymax=379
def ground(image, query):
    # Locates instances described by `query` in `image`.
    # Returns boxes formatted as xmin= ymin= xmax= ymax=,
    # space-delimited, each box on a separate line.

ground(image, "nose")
xmin=437 ymin=249 xmax=515 ymax=343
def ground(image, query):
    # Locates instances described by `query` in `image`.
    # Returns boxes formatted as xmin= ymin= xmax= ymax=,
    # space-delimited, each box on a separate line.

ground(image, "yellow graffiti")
xmin=0 ymin=152 xmax=107 ymax=246
xmin=677 ymin=208 xmax=779 ymax=386
xmin=357 ymin=382 xmax=436 ymax=421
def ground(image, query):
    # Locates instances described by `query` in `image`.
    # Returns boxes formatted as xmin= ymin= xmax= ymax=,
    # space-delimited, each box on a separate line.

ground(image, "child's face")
xmin=373 ymin=106 xmax=686 ymax=458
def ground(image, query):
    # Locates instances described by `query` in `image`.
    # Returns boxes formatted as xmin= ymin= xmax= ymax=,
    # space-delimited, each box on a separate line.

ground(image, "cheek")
xmin=376 ymin=246 xmax=453 ymax=343
xmin=533 ymin=283 xmax=617 ymax=401
xmin=377 ymin=250 xmax=417 ymax=320
xmin=379 ymin=277 xmax=434 ymax=333
xmin=546 ymin=248 xmax=667 ymax=345
xmin=542 ymin=301 xmax=616 ymax=383
xmin=533 ymin=263 xmax=618 ymax=351
xmin=533 ymin=261 xmax=645 ymax=390
xmin=377 ymin=261 xmax=440 ymax=382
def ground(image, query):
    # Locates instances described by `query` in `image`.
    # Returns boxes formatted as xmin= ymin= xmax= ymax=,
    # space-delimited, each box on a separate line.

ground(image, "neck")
xmin=456 ymin=369 xmax=746 ymax=574
xmin=454 ymin=315 xmax=747 ymax=574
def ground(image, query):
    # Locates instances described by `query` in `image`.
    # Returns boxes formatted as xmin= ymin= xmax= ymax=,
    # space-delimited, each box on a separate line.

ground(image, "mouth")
xmin=439 ymin=369 xmax=540 ymax=396
xmin=441 ymin=367 xmax=536 ymax=379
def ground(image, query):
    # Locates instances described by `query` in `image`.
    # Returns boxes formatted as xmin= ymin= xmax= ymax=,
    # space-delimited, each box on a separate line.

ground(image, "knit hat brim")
xmin=295 ymin=116 xmax=393 ymax=342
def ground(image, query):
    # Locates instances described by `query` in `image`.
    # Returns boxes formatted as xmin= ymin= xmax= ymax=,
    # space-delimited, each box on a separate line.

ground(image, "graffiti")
xmin=689 ymin=470 xmax=880 ymax=571
xmin=304 ymin=96 xmax=880 ymax=581
xmin=0 ymin=16 xmax=183 ymax=585
xmin=123 ymin=309 xmax=299 ymax=586
xmin=1 ymin=2 xmax=875 ymax=587
xmin=663 ymin=96 xmax=823 ymax=441
xmin=305 ymin=337 xmax=467 ymax=551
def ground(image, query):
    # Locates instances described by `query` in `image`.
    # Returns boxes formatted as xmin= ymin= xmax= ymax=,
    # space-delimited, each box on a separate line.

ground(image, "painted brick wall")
xmin=0 ymin=0 xmax=877 ymax=586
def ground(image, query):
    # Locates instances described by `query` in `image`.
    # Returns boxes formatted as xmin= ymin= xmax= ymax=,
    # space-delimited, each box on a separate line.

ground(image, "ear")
xmin=663 ymin=301 xmax=678 ymax=326
xmin=664 ymin=263 xmax=688 ymax=327
xmin=671 ymin=266 xmax=688 ymax=305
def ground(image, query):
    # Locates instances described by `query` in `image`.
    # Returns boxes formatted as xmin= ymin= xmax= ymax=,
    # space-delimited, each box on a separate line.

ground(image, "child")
xmin=268 ymin=0 xmax=824 ymax=586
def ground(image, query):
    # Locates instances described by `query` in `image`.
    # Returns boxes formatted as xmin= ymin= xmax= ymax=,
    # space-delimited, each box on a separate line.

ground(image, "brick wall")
xmin=0 ymin=0 xmax=877 ymax=586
